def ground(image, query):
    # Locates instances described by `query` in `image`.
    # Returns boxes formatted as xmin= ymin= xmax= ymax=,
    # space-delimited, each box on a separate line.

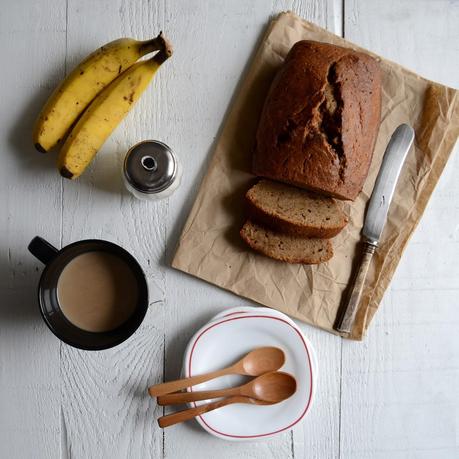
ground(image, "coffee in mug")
xmin=57 ymin=251 xmax=139 ymax=332
xmin=28 ymin=236 xmax=148 ymax=350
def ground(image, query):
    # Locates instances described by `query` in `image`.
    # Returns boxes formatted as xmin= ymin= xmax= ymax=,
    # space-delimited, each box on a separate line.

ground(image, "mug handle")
xmin=28 ymin=236 xmax=59 ymax=265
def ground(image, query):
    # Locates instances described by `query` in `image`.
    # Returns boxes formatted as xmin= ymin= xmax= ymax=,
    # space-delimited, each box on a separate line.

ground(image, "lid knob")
xmin=141 ymin=155 xmax=158 ymax=172
xmin=124 ymin=141 xmax=177 ymax=194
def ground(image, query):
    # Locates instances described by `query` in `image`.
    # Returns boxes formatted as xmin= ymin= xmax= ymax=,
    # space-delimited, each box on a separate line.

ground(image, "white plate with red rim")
xmin=181 ymin=307 xmax=317 ymax=441
xmin=199 ymin=306 xmax=318 ymax=374
xmin=207 ymin=306 xmax=303 ymax=328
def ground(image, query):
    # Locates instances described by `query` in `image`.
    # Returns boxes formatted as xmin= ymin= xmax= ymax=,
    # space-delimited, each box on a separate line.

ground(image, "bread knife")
xmin=334 ymin=124 xmax=415 ymax=335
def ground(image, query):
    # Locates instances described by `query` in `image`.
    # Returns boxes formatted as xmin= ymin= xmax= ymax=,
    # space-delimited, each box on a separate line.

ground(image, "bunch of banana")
xmin=33 ymin=32 xmax=172 ymax=179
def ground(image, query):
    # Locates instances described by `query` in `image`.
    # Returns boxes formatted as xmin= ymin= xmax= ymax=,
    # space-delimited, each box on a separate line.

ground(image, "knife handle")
xmin=335 ymin=241 xmax=377 ymax=335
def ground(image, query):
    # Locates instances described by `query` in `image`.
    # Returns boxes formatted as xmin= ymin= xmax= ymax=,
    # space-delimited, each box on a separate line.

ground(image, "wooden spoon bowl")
xmin=250 ymin=371 xmax=296 ymax=402
xmin=240 ymin=347 xmax=286 ymax=376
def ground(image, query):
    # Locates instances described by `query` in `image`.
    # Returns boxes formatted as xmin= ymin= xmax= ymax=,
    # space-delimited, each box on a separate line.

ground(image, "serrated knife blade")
xmin=335 ymin=124 xmax=415 ymax=335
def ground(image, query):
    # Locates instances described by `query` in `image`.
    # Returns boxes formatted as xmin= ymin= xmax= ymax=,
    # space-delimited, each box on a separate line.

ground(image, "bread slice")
xmin=246 ymin=179 xmax=348 ymax=238
xmin=240 ymin=220 xmax=333 ymax=264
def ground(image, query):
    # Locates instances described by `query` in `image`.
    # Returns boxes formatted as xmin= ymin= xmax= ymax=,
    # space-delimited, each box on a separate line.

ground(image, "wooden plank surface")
xmin=59 ymin=1 xmax=167 ymax=457
xmin=163 ymin=1 xmax=341 ymax=458
xmin=341 ymin=1 xmax=459 ymax=458
xmin=0 ymin=1 xmax=458 ymax=458
xmin=0 ymin=0 xmax=65 ymax=457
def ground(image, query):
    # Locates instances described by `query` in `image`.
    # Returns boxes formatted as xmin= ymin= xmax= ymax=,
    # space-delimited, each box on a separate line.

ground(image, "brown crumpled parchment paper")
xmin=172 ymin=12 xmax=459 ymax=340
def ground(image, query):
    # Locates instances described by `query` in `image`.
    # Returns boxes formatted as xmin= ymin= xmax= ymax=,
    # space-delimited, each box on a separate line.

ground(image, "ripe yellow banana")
xmin=58 ymin=39 xmax=172 ymax=179
xmin=33 ymin=33 xmax=166 ymax=153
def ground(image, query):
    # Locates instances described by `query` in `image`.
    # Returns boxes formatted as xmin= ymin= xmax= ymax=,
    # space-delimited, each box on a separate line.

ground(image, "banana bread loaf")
xmin=252 ymin=40 xmax=381 ymax=201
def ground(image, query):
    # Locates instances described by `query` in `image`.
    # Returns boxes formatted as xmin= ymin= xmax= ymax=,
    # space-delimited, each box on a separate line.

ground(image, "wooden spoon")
xmin=157 ymin=371 xmax=296 ymax=405
xmin=148 ymin=347 xmax=285 ymax=397
xmin=157 ymin=374 xmax=296 ymax=428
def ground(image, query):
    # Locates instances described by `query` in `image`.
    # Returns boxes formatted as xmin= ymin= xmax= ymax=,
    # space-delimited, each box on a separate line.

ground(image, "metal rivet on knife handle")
xmin=334 ymin=124 xmax=415 ymax=335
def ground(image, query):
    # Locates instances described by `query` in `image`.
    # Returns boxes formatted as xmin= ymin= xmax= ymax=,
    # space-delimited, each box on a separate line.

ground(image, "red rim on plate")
xmin=187 ymin=315 xmax=314 ymax=439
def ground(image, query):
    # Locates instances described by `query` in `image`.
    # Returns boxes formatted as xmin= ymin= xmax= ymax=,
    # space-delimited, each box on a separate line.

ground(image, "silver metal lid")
xmin=124 ymin=140 xmax=177 ymax=194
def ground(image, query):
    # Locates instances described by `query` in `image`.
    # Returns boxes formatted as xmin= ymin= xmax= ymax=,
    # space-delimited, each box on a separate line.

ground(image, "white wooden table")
xmin=1 ymin=1 xmax=458 ymax=458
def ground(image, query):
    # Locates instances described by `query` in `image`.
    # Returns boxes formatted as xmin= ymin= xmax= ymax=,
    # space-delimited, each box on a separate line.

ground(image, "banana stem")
xmin=140 ymin=32 xmax=173 ymax=61
xmin=155 ymin=33 xmax=173 ymax=64
xmin=139 ymin=33 xmax=164 ymax=54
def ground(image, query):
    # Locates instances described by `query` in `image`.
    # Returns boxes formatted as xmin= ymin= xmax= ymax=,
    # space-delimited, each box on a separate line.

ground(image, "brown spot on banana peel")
xmin=123 ymin=92 xmax=135 ymax=103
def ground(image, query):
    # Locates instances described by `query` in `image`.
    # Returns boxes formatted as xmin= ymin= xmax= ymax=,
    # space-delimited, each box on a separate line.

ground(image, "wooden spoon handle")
xmin=148 ymin=367 xmax=233 ymax=397
xmin=157 ymin=386 xmax=239 ymax=405
xmin=158 ymin=396 xmax=241 ymax=428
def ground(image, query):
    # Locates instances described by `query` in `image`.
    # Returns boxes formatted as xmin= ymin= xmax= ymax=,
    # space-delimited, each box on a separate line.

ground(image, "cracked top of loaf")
xmin=252 ymin=40 xmax=382 ymax=201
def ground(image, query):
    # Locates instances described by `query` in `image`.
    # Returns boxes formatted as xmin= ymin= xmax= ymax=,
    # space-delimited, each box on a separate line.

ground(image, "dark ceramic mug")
xmin=28 ymin=236 xmax=149 ymax=350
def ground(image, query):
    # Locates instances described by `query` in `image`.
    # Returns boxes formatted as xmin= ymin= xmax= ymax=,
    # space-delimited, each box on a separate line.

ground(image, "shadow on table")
xmin=126 ymin=309 xmax=217 ymax=434
xmin=0 ymin=252 xmax=43 ymax=325
xmin=6 ymin=52 xmax=124 ymax=199
xmin=162 ymin=309 xmax=227 ymax=434
xmin=163 ymin=309 xmax=217 ymax=378
xmin=7 ymin=64 xmax=65 ymax=176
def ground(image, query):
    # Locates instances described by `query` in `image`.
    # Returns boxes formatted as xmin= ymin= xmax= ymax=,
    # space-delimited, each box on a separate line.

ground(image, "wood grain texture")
xmin=341 ymin=1 xmax=459 ymax=458
xmin=163 ymin=1 xmax=298 ymax=455
xmin=164 ymin=1 xmax=342 ymax=458
xmin=335 ymin=243 xmax=376 ymax=334
xmin=0 ymin=0 xmax=65 ymax=457
xmin=59 ymin=0 xmax=167 ymax=457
